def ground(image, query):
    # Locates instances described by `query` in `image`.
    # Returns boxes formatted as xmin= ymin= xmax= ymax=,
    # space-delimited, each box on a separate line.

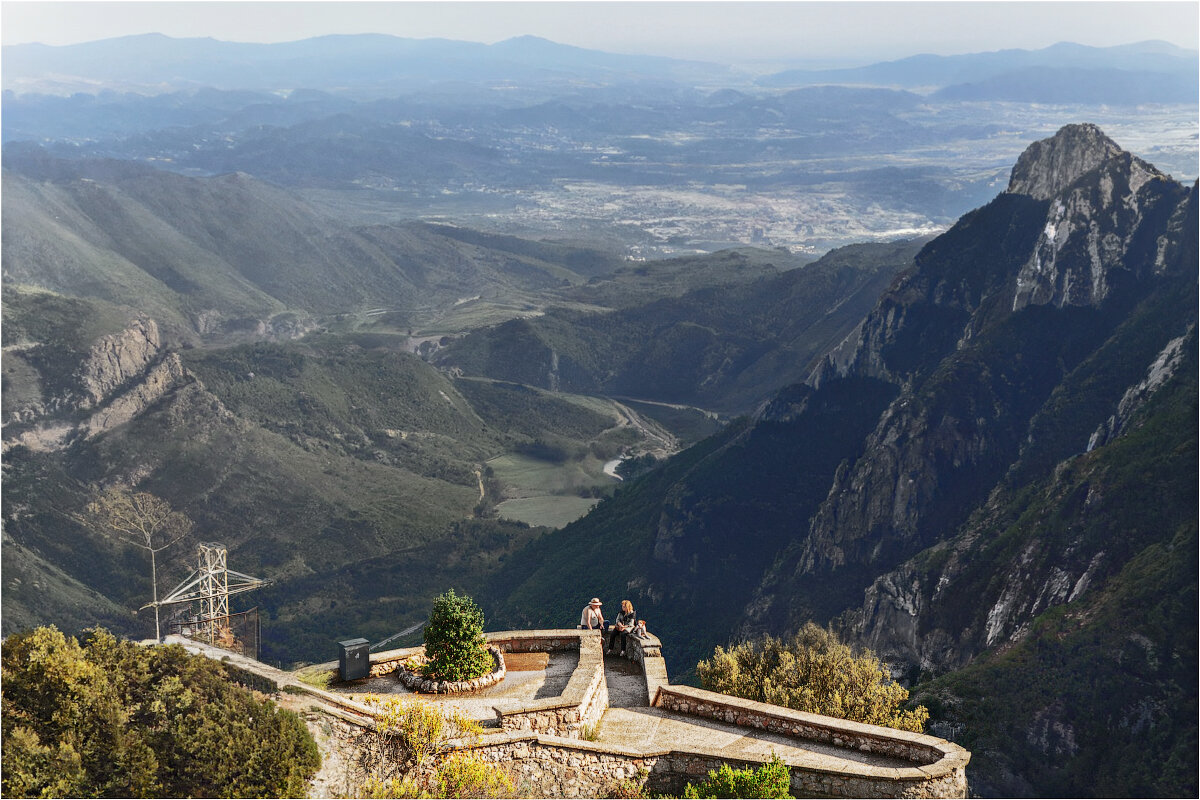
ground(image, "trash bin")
xmin=338 ymin=637 xmax=370 ymax=681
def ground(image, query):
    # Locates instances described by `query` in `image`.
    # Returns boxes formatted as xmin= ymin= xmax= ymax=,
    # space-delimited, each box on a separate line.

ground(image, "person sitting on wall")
xmin=579 ymin=597 xmax=604 ymax=631
xmin=608 ymin=600 xmax=636 ymax=656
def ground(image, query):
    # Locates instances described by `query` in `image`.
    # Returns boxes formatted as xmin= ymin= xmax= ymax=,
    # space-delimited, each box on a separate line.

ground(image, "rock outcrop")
xmin=3 ymin=317 xmax=197 ymax=452
xmin=744 ymin=123 xmax=1196 ymax=649
xmin=75 ymin=318 xmax=163 ymax=409
xmin=1087 ymin=326 xmax=1193 ymax=451
xmin=1012 ymin=151 xmax=1175 ymax=310
xmin=1006 ymin=123 xmax=1122 ymax=202
xmin=82 ymin=352 xmax=189 ymax=439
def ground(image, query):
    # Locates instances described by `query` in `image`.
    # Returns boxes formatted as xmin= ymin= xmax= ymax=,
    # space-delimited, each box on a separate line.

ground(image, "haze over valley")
xmin=2 ymin=7 xmax=1197 ymax=797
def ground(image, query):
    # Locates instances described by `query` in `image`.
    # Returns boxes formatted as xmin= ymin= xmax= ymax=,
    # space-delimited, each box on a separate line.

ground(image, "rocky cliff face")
xmin=1005 ymin=123 xmax=1123 ymax=202
xmin=745 ymin=123 xmax=1196 ymax=645
xmin=3 ymin=317 xmax=198 ymax=452
xmin=74 ymin=318 xmax=163 ymax=409
xmin=843 ymin=327 xmax=1196 ymax=673
xmin=1012 ymin=150 xmax=1176 ymax=310
xmin=725 ymin=125 xmax=1199 ymax=797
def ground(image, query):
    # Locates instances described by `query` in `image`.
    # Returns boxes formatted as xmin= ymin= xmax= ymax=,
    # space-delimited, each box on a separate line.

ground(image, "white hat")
xmin=589 ymin=597 xmax=602 ymax=606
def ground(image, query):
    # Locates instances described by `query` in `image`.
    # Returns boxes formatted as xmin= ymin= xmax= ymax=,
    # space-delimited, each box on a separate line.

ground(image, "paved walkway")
xmin=597 ymin=653 xmax=913 ymax=771
xmin=604 ymin=653 xmax=647 ymax=709
xmin=330 ymin=650 xmax=580 ymax=726
xmin=595 ymin=706 xmax=913 ymax=769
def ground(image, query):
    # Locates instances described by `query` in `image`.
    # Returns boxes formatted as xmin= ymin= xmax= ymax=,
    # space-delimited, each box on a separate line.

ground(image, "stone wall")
xmin=624 ymin=632 xmax=668 ymax=706
xmin=493 ymin=631 xmax=608 ymax=737
xmin=204 ymin=629 xmax=968 ymax=798
xmin=313 ymin=716 xmax=967 ymax=800
xmin=654 ymin=685 xmax=968 ymax=797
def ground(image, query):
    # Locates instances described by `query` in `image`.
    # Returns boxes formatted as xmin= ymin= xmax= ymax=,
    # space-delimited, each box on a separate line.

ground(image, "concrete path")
xmin=595 ymin=706 xmax=914 ymax=770
xmin=332 ymin=650 xmax=580 ymax=726
xmin=596 ymin=652 xmax=912 ymax=772
xmin=604 ymin=653 xmax=647 ymax=709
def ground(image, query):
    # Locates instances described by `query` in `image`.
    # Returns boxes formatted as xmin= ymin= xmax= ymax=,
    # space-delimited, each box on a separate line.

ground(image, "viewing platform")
xmin=170 ymin=629 xmax=969 ymax=798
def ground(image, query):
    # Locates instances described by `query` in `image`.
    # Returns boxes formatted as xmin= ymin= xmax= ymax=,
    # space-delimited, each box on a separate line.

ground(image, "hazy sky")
xmin=3 ymin=1 xmax=1197 ymax=63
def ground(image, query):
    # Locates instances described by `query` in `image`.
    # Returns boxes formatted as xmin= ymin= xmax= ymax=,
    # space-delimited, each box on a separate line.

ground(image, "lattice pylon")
xmin=198 ymin=543 xmax=230 ymax=645
xmin=158 ymin=542 xmax=269 ymax=650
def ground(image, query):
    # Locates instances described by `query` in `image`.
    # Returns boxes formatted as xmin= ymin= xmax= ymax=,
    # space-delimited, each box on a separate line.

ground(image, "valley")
xmin=2 ymin=29 xmax=1197 ymax=799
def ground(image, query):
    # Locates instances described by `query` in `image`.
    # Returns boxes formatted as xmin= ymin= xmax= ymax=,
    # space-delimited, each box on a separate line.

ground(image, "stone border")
xmin=318 ymin=719 xmax=968 ymax=799
xmin=395 ymin=645 xmax=506 ymax=694
xmin=487 ymin=630 xmax=607 ymax=737
xmin=654 ymin=685 xmax=970 ymax=787
xmin=184 ymin=630 xmax=968 ymax=798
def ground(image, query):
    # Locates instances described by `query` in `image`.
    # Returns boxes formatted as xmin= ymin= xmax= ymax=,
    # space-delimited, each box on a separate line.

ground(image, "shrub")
xmin=355 ymin=696 xmax=490 ymax=797
xmin=359 ymin=775 xmax=425 ymax=798
xmin=682 ymin=753 xmax=792 ymax=799
xmin=603 ymin=769 xmax=650 ymax=798
xmin=357 ymin=696 xmax=482 ymax=780
xmin=1 ymin=626 xmax=320 ymax=798
xmin=434 ymin=753 xmax=517 ymax=798
xmin=696 ymin=623 xmax=928 ymax=733
xmin=422 ymin=589 xmax=492 ymax=682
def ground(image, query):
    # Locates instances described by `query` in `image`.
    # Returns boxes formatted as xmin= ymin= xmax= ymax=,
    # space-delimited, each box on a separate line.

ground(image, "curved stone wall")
xmin=176 ymin=629 xmax=969 ymax=798
xmin=396 ymin=645 xmax=506 ymax=694
xmin=653 ymin=685 xmax=969 ymax=798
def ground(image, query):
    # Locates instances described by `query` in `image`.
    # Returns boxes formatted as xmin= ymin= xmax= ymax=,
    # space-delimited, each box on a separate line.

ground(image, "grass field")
xmin=496 ymin=496 xmax=601 ymax=529
xmin=487 ymin=452 xmax=615 ymax=497
xmin=488 ymin=451 xmax=617 ymax=528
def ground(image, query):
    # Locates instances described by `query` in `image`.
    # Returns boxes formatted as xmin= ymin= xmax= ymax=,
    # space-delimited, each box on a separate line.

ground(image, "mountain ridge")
xmin=485 ymin=124 xmax=1197 ymax=796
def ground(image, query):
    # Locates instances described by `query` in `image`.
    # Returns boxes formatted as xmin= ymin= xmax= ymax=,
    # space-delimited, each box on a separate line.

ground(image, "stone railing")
xmin=487 ymin=630 xmax=608 ymax=738
xmin=623 ymin=631 xmax=668 ymax=706
xmin=654 ymin=685 xmax=969 ymax=797
xmin=178 ymin=630 xmax=968 ymax=797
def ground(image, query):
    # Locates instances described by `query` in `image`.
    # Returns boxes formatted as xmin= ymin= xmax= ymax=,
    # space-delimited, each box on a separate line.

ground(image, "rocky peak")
xmin=1011 ymin=137 xmax=1176 ymax=311
xmin=1006 ymin=123 xmax=1123 ymax=201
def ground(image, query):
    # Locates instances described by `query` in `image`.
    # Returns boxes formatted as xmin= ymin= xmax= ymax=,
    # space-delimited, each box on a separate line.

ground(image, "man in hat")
xmin=580 ymin=597 xmax=605 ymax=630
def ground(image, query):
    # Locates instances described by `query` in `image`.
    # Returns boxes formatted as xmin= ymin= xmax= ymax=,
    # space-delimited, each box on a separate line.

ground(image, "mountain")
xmin=437 ymin=238 xmax=921 ymax=413
xmin=485 ymin=125 xmax=1197 ymax=796
xmin=1 ymin=33 xmax=728 ymax=96
xmin=0 ymin=155 xmax=626 ymax=340
xmin=933 ymin=66 xmax=1200 ymax=104
xmin=0 ymin=297 xmax=677 ymax=660
xmin=759 ymin=40 xmax=1200 ymax=102
xmin=1 ymin=156 xmax=838 ymax=662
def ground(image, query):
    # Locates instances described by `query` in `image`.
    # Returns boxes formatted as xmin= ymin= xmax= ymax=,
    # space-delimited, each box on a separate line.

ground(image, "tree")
xmin=1 ymin=626 xmax=320 ymax=798
xmin=422 ymin=589 xmax=492 ymax=682
xmin=84 ymin=486 xmax=193 ymax=641
xmin=696 ymin=623 xmax=929 ymax=733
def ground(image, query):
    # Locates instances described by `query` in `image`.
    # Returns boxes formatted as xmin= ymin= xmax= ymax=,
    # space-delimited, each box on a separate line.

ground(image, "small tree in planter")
xmin=422 ymin=589 xmax=492 ymax=682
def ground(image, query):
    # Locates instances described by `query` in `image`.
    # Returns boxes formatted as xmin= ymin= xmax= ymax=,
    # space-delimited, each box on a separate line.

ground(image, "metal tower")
xmin=158 ymin=542 xmax=269 ymax=648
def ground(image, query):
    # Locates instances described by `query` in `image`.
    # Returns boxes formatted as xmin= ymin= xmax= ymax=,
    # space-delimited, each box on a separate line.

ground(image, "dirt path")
xmin=609 ymin=400 xmax=677 ymax=460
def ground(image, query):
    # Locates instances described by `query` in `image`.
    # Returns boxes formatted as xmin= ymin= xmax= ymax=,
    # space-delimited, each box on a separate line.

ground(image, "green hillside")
xmin=1 ymin=335 xmax=691 ymax=664
xmin=914 ymin=333 xmax=1198 ymax=796
xmin=439 ymin=238 xmax=921 ymax=413
xmin=0 ymin=162 xmax=634 ymax=343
